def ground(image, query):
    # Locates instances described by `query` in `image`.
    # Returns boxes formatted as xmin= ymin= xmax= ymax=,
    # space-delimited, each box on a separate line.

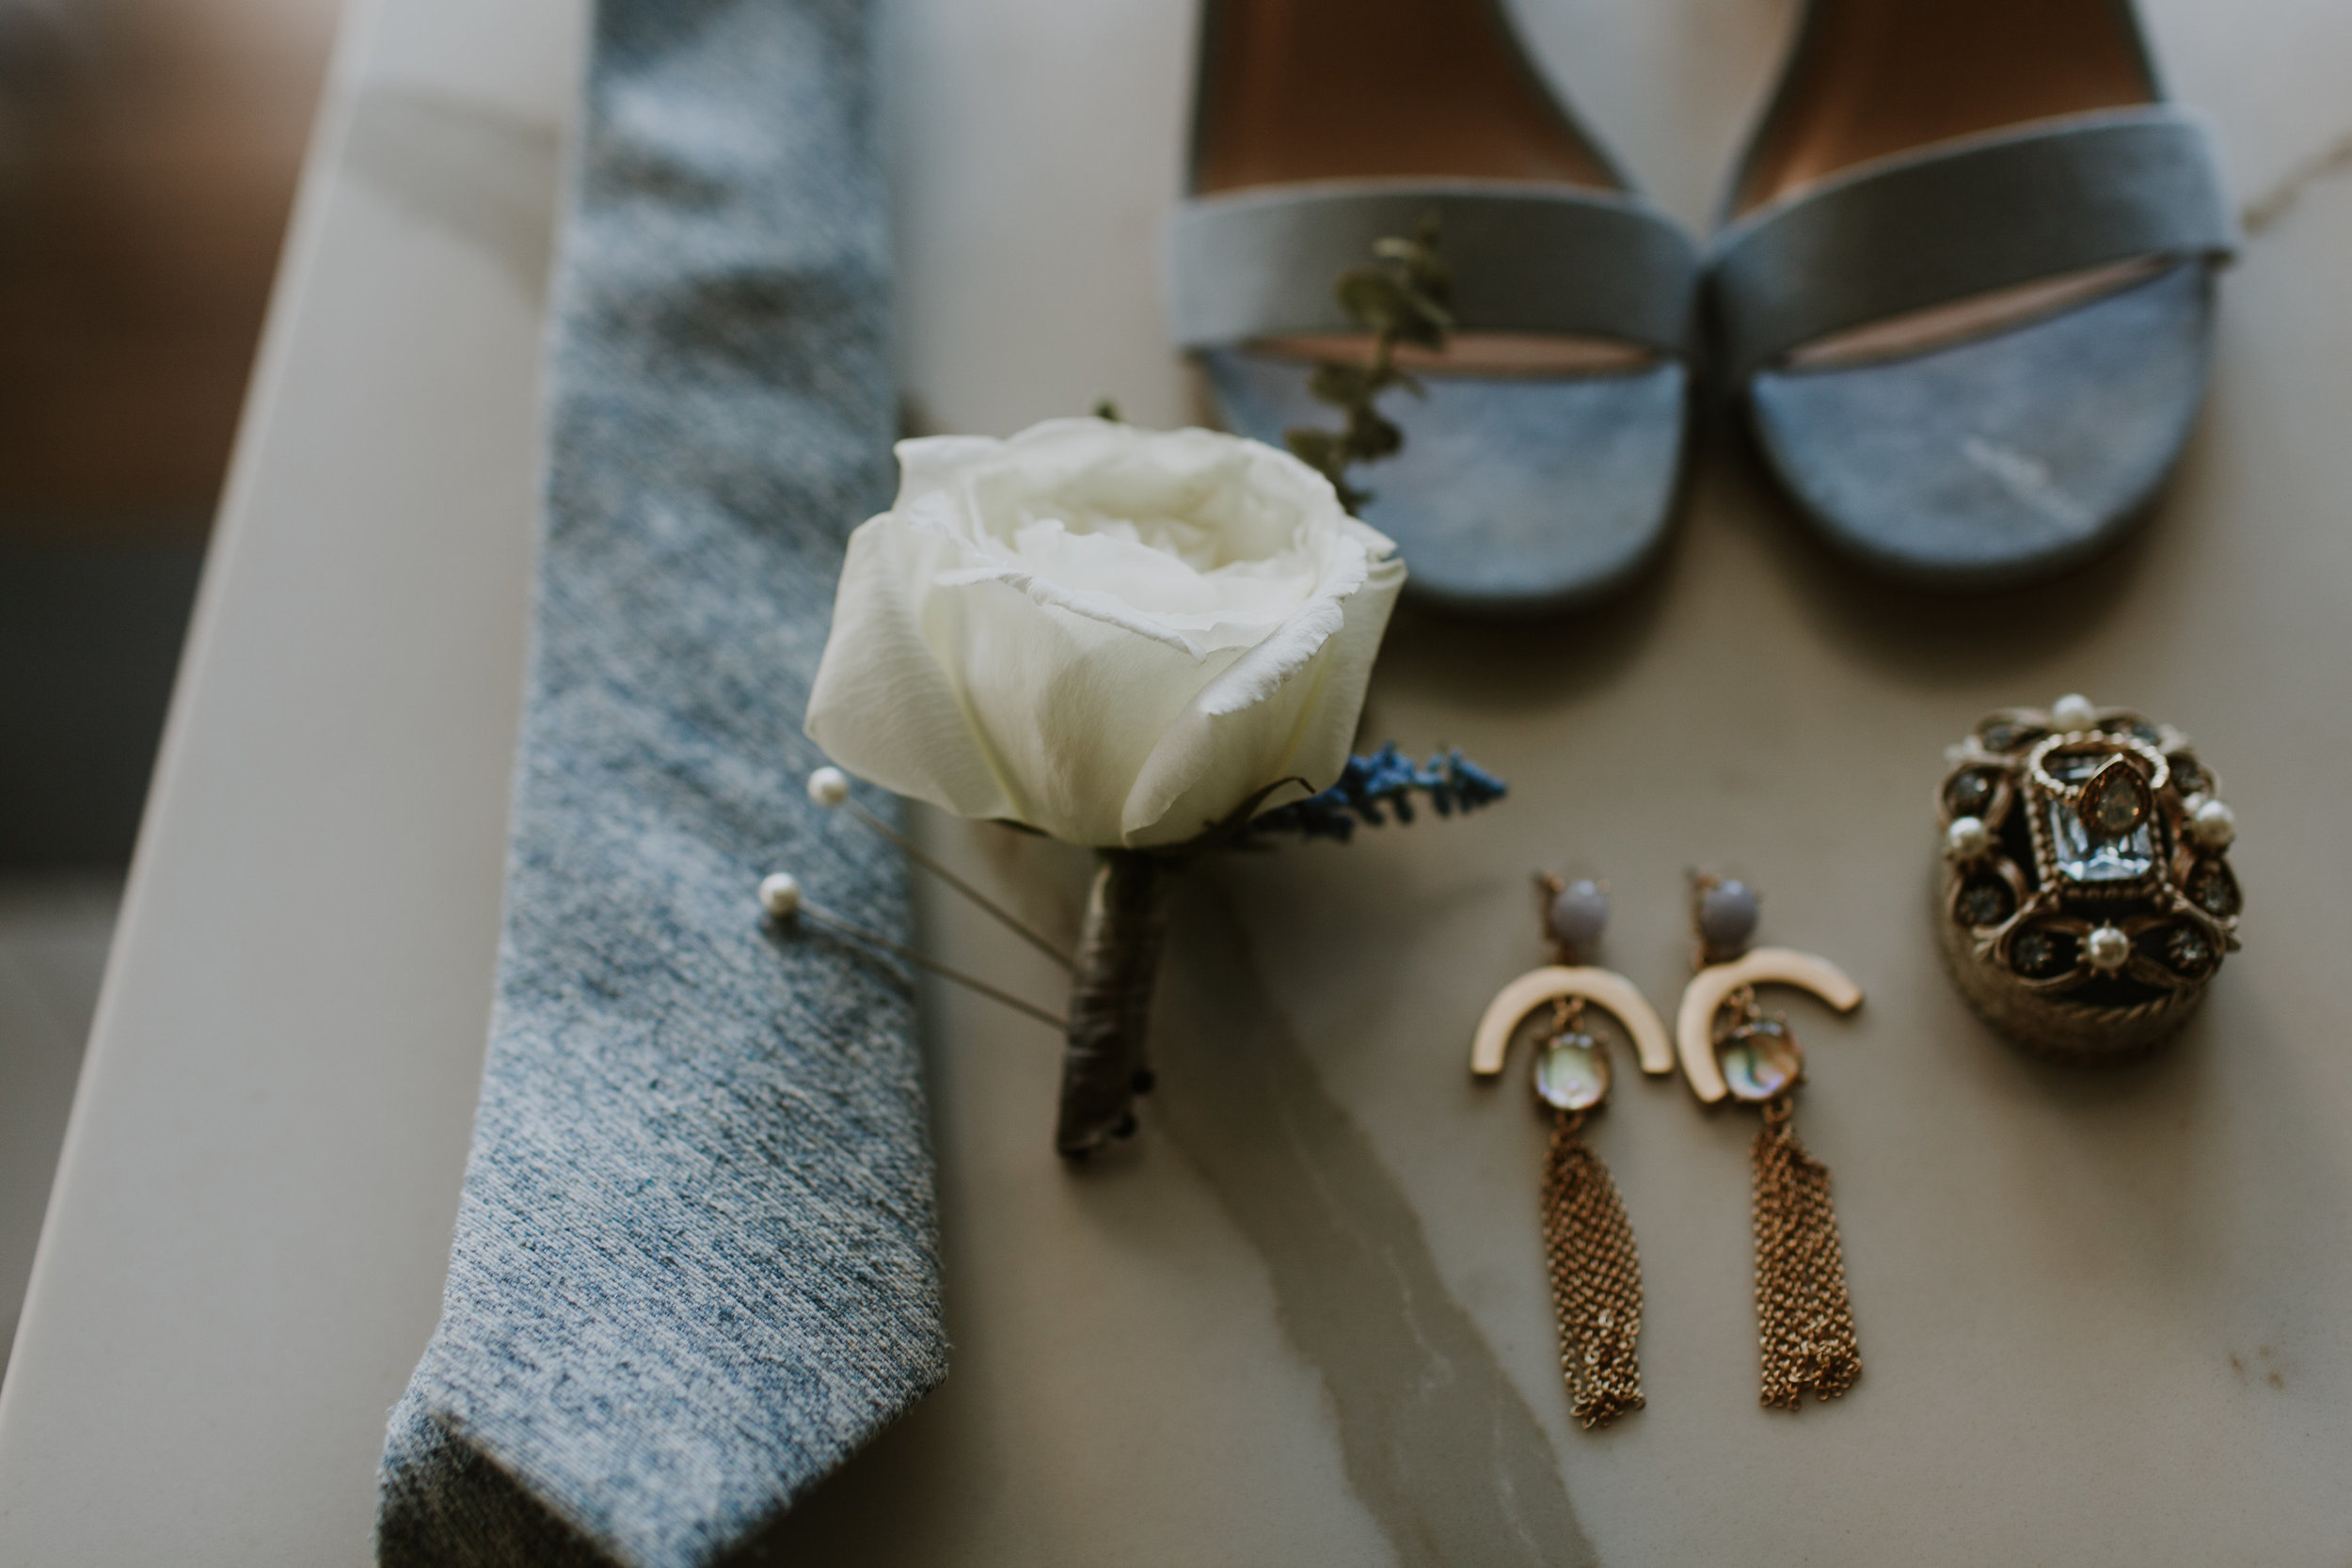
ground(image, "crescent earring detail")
xmin=1678 ymin=873 xmax=1866 ymax=1411
xmin=1471 ymin=874 xmax=1671 ymax=1428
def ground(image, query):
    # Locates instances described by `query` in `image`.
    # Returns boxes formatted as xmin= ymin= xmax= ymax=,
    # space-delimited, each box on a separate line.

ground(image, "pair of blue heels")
xmin=1169 ymin=0 xmax=2237 ymax=611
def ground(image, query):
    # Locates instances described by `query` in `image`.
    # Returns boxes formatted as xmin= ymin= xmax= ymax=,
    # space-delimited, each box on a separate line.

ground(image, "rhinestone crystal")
xmin=2080 ymin=756 xmax=2153 ymax=838
xmin=2047 ymin=799 xmax=2156 ymax=883
xmin=2164 ymin=926 xmax=2216 ymax=974
xmin=1946 ymin=768 xmax=1999 ymax=817
xmin=1956 ymin=877 xmax=2016 ymax=927
xmin=2011 ymin=926 xmax=2080 ymax=979
xmin=2186 ymin=859 xmax=2242 ymax=919
xmin=2046 ymin=751 xmax=2156 ymax=883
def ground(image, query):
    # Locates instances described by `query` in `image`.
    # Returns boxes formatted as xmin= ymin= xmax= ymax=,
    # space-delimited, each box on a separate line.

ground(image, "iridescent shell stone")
xmin=1718 ymin=1019 xmax=1804 ymax=1103
xmin=1534 ymin=1032 xmax=1610 ymax=1112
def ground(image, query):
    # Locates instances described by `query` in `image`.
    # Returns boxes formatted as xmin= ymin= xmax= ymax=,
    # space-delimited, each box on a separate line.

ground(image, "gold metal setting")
xmin=1937 ymin=697 xmax=2241 ymax=1060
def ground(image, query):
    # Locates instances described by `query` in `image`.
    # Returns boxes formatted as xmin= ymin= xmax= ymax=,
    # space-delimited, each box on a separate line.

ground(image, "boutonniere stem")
xmin=1057 ymin=849 xmax=1182 ymax=1154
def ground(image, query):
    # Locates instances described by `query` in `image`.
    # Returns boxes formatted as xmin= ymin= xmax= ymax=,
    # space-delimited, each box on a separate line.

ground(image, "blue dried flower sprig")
xmin=1248 ymin=744 xmax=1507 ymax=843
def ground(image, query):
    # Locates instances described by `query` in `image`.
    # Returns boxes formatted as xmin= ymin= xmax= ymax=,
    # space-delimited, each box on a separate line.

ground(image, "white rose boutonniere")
xmin=800 ymin=417 xmax=1505 ymax=1156
xmin=804 ymin=416 xmax=1406 ymax=848
xmin=800 ymin=418 xmax=1503 ymax=1156
xmin=786 ymin=219 xmax=1502 ymax=1157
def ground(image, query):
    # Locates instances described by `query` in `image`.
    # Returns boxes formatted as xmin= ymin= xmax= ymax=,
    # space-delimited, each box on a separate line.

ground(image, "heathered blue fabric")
xmin=376 ymin=3 xmax=946 ymax=1564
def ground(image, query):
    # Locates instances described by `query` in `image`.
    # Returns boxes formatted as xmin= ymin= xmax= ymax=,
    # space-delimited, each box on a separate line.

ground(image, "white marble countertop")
xmin=5 ymin=0 xmax=2351 ymax=1560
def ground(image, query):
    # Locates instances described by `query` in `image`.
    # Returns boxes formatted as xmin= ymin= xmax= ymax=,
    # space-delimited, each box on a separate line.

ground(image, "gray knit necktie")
xmin=376 ymin=3 xmax=945 ymax=1562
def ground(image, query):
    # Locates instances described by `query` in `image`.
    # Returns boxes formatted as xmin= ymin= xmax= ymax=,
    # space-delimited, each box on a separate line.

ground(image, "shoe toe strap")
xmin=1167 ymin=180 xmax=1699 ymax=357
xmin=1710 ymin=107 xmax=2239 ymax=388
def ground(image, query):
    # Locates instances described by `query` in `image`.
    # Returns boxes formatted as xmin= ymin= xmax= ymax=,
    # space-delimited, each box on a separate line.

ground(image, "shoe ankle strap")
xmin=1708 ymin=106 xmax=2237 ymax=388
xmin=1168 ymin=179 xmax=1699 ymax=359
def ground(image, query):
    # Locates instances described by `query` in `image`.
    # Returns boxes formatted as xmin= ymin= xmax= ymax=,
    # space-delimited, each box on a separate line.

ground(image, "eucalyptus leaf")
xmin=1406 ymin=292 xmax=1449 ymax=329
xmin=1308 ymin=362 xmax=1373 ymax=407
xmin=1346 ymin=410 xmax=1403 ymax=461
xmin=1335 ymin=269 xmax=1409 ymax=333
xmin=1373 ymin=238 xmax=1452 ymax=297
xmin=1285 ymin=428 xmax=1343 ymax=473
xmin=1279 ymin=213 xmax=1448 ymax=517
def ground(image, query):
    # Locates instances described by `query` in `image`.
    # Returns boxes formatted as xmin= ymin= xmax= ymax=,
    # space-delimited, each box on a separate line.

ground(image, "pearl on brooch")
xmin=2086 ymin=925 xmax=2131 ymax=973
xmin=757 ymin=872 xmax=803 ymax=919
xmin=2188 ymin=798 xmax=2236 ymax=848
xmin=2051 ymin=693 xmax=2097 ymax=732
xmin=807 ymin=767 xmax=851 ymax=808
xmin=1945 ymin=816 xmax=1992 ymax=861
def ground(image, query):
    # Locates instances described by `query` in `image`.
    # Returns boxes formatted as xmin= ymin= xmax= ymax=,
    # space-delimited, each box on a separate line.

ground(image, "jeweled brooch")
xmin=1936 ymin=693 xmax=2241 ymax=1060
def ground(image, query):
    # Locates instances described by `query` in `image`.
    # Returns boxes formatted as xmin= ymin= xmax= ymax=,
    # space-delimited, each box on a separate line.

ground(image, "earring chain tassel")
xmin=1539 ymin=1110 xmax=1645 ymax=1428
xmin=1751 ymin=1097 xmax=1861 ymax=1409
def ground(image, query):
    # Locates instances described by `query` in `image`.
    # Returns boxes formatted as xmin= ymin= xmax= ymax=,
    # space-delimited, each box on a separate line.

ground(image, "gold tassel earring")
xmin=1676 ymin=873 xmax=1866 ymax=1411
xmin=1471 ymin=875 xmax=1675 ymax=1428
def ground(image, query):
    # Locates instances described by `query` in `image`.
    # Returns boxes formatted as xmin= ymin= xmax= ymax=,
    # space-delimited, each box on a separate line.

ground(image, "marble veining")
xmin=1155 ymin=878 xmax=1597 ymax=1568
xmin=2242 ymin=129 xmax=2352 ymax=234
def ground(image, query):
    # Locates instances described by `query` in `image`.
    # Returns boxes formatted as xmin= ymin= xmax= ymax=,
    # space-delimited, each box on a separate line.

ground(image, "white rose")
xmin=804 ymin=418 xmax=1406 ymax=848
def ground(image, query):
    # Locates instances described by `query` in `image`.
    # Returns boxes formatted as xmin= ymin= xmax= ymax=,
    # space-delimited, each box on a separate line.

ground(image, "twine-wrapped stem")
xmin=1055 ymin=849 xmax=1182 ymax=1158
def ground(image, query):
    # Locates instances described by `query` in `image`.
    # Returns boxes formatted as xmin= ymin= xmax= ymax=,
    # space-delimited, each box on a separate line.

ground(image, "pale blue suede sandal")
xmin=1708 ymin=0 xmax=2237 ymax=588
xmin=1168 ymin=0 xmax=1699 ymax=613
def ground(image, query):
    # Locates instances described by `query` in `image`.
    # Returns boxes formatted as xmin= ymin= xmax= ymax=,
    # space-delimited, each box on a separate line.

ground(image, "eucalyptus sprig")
xmin=1283 ymin=214 xmax=1454 ymax=515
